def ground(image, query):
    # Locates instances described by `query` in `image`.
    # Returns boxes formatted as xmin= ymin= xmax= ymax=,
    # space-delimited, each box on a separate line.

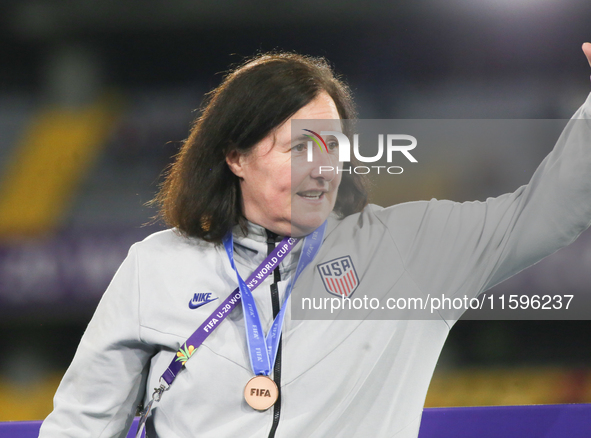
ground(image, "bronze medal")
xmin=244 ymin=375 xmax=279 ymax=411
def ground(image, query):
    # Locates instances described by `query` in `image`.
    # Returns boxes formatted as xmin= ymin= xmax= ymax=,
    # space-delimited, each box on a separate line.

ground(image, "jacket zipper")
xmin=266 ymin=231 xmax=282 ymax=438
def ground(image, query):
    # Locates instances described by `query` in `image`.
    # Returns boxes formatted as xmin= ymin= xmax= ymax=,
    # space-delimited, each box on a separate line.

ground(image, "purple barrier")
xmin=418 ymin=404 xmax=591 ymax=438
xmin=3 ymin=404 xmax=590 ymax=437
xmin=0 ymin=418 xmax=139 ymax=437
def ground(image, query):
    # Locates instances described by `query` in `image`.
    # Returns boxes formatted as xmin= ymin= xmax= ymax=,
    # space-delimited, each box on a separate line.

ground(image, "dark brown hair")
xmin=152 ymin=52 xmax=368 ymax=242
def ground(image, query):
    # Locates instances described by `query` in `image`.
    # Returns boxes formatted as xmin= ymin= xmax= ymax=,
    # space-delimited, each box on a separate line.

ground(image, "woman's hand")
xmin=583 ymin=42 xmax=591 ymax=68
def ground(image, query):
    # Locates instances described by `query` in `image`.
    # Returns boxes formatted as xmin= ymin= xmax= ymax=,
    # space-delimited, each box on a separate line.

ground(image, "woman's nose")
xmin=309 ymin=149 xmax=338 ymax=181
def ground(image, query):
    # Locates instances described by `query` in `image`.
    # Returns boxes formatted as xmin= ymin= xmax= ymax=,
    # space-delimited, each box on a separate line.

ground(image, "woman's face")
xmin=226 ymin=92 xmax=342 ymax=237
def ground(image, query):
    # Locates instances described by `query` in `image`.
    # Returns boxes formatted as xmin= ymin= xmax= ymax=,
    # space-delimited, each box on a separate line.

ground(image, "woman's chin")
xmin=289 ymin=215 xmax=329 ymax=237
xmin=256 ymin=210 xmax=332 ymax=238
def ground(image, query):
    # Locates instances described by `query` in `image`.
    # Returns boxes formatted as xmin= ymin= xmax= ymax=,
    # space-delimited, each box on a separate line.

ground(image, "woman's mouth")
xmin=298 ymin=190 xmax=325 ymax=200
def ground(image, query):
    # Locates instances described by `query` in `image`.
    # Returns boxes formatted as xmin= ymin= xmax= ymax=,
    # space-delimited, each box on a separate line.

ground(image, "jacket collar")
xmin=231 ymin=222 xmax=300 ymax=278
xmin=230 ymin=213 xmax=340 ymax=277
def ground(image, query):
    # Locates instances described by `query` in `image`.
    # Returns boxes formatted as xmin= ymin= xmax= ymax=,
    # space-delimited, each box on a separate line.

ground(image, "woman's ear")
xmin=226 ymin=150 xmax=245 ymax=178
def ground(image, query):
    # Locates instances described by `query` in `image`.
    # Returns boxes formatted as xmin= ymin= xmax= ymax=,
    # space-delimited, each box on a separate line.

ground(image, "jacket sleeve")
xmin=379 ymin=93 xmax=591 ymax=308
xmin=39 ymin=244 xmax=156 ymax=438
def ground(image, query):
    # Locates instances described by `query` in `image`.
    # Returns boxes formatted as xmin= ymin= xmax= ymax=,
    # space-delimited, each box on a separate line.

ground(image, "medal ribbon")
xmin=223 ymin=221 xmax=326 ymax=377
xmin=162 ymin=235 xmax=299 ymax=385
xmin=136 ymin=231 xmax=304 ymax=438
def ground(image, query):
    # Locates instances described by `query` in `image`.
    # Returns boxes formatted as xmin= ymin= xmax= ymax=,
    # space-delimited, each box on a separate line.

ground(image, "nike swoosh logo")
xmin=188 ymin=297 xmax=219 ymax=309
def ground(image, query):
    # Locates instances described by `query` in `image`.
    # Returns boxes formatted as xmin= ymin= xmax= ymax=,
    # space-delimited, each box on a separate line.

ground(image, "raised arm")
xmin=380 ymin=44 xmax=591 ymax=319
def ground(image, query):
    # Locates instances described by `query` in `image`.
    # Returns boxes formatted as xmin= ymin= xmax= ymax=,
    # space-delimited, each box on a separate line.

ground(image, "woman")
xmin=41 ymin=48 xmax=591 ymax=437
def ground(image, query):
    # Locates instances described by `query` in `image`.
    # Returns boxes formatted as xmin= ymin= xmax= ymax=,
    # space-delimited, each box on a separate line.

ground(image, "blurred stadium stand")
xmin=1 ymin=0 xmax=591 ymax=422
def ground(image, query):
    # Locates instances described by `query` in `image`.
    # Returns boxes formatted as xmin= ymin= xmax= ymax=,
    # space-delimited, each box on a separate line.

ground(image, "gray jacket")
xmin=40 ymin=94 xmax=591 ymax=438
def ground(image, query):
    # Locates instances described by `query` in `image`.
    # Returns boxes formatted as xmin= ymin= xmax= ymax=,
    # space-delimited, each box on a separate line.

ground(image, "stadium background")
xmin=1 ymin=0 xmax=591 ymax=422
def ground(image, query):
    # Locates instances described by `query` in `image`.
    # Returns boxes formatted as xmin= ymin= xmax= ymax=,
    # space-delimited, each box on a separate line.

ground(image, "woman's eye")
xmin=292 ymin=143 xmax=305 ymax=152
xmin=327 ymin=141 xmax=339 ymax=151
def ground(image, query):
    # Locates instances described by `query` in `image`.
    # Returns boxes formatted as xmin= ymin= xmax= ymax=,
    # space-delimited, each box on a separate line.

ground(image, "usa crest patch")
xmin=317 ymin=256 xmax=359 ymax=298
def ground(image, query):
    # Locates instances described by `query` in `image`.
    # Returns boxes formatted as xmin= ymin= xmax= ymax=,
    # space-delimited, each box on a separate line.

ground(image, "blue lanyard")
xmin=223 ymin=222 xmax=326 ymax=376
xmin=135 ymin=232 xmax=304 ymax=438
xmin=137 ymin=224 xmax=326 ymax=437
